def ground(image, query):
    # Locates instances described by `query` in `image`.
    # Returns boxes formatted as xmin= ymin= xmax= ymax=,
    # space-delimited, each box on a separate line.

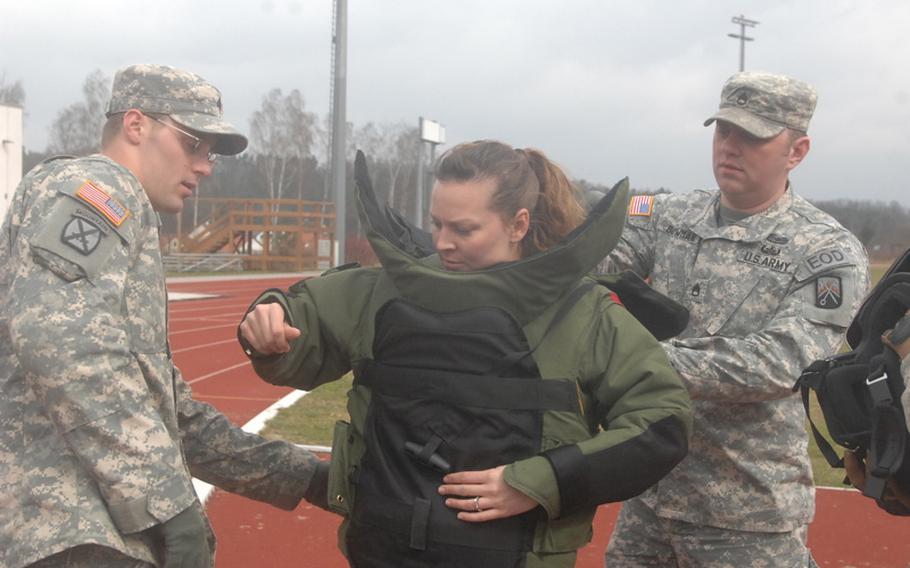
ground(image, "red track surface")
xmin=168 ymin=276 xmax=910 ymax=567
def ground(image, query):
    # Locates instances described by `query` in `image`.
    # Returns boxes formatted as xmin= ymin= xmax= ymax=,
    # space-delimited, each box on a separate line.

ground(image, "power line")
xmin=728 ymin=14 xmax=759 ymax=72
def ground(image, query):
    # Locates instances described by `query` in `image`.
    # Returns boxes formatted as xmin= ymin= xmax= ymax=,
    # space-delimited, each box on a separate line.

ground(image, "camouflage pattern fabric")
xmin=107 ymin=63 xmax=247 ymax=156
xmin=601 ymin=188 xmax=869 ymax=543
xmin=27 ymin=544 xmax=155 ymax=568
xmin=902 ymin=359 xmax=910 ymax=433
xmin=606 ymin=497 xmax=816 ymax=568
xmin=0 ymin=155 xmax=320 ymax=568
xmin=704 ymin=72 xmax=817 ymax=139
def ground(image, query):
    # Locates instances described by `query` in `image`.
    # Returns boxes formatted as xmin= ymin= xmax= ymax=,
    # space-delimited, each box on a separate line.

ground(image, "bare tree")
xmin=249 ymin=88 xmax=318 ymax=203
xmin=0 ymin=71 xmax=25 ymax=107
xmin=388 ymin=124 xmax=419 ymax=211
xmin=352 ymin=122 xmax=419 ymax=212
xmin=47 ymin=70 xmax=109 ymax=155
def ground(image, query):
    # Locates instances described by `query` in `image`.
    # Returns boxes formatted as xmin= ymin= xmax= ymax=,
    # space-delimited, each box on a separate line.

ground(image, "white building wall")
xmin=0 ymin=105 xmax=24 ymax=221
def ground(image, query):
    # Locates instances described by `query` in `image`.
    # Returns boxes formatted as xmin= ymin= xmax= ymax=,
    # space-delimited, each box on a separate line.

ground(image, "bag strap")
xmin=794 ymin=359 xmax=844 ymax=469
xmin=863 ymin=349 xmax=907 ymax=500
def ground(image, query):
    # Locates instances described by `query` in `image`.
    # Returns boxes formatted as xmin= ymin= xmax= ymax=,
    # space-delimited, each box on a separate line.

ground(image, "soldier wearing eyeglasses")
xmin=0 ymin=64 xmax=328 ymax=568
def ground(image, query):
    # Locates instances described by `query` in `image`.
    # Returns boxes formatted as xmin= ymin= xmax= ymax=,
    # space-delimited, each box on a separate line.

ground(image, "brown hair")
xmin=434 ymin=140 xmax=585 ymax=257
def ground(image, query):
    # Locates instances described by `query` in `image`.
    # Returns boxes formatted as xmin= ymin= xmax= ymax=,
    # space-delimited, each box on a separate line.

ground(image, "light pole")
xmin=414 ymin=117 xmax=445 ymax=230
xmin=728 ymin=14 xmax=759 ymax=72
xmin=329 ymin=0 xmax=347 ymax=265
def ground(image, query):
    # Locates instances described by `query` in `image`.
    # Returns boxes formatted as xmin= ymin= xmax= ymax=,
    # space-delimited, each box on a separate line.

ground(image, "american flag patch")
xmin=628 ymin=195 xmax=654 ymax=217
xmin=75 ymin=181 xmax=130 ymax=226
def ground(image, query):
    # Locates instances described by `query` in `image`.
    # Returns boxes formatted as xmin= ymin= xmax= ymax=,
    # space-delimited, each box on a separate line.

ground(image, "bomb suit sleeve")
xmin=244 ymin=266 xmax=390 ymax=390
xmin=503 ymin=288 xmax=693 ymax=519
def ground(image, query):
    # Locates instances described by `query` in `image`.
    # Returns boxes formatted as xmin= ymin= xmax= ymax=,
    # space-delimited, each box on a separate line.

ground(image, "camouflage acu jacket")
xmin=902 ymin=359 xmax=910 ymax=433
xmin=0 ymin=155 xmax=319 ymax=567
xmin=604 ymin=188 xmax=870 ymax=532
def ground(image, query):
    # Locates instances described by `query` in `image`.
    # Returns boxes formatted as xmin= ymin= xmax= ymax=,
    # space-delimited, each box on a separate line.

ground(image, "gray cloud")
xmin=2 ymin=0 xmax=908 ymax=203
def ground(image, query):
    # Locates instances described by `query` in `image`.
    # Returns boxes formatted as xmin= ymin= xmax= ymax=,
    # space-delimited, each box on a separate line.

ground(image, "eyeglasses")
xmin=148 ymin=115 xmax=218 ymax=163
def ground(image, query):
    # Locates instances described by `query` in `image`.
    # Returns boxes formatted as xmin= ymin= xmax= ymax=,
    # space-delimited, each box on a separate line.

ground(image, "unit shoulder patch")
xmin=75 ymin=180 xmax=130 ymax=227
xmin=61 ymin=216 xmax=104 ymax=256
xmin=815 ymin=275 xmax=843 ymax=309
xmin=803 ymin=248 xmax=850 ymax=274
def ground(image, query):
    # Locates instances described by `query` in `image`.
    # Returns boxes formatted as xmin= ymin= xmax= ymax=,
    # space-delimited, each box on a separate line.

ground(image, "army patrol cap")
xmin=106 ymin=63 xmax=248 ymax=155
xmin=704 ymin=71 xmax=817 ymax=139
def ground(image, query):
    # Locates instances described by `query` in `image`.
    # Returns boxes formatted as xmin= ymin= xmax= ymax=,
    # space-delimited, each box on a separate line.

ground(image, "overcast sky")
xmin=2 ymin=0 xmax=908 ymax=204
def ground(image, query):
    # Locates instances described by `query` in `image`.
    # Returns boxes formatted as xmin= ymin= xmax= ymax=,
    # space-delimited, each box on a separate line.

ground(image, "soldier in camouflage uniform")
xmin=603 ymin=72 xmax=870 ymax=566
xmin=0 ymin=64 xmax=327 ymax=568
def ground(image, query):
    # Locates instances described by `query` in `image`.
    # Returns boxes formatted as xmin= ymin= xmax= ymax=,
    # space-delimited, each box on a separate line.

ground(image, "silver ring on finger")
xmin=473 ymin=496 xmax=483 ymax=512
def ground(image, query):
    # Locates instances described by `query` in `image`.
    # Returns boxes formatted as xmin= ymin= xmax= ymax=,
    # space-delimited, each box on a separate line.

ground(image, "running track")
xmin=168 ymin=275 xmax=910 ymax=567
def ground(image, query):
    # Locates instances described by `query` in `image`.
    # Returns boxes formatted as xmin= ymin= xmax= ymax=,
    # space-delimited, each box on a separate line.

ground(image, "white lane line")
xmin=169 ymin=292 xmax=221 ymax=301
xmin=172 ymin=338 xmax=238 ymax=355
xmin=816 ymin=486 xmax=861 ymax=493
xmin=170 ymin=323 xmax=237 ymax=335
xmin=186 ymin=362 xmax=250 ymax=385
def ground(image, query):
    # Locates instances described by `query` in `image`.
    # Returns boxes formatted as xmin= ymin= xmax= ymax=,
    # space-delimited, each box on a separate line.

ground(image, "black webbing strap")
xmin=351 ymin=492 xmax=524 ymax=552
xmin=362 ymin=362 xmax=580 ymax=413
xmin=864 ymin=353 xmax=907 ymax=499
xmin=409 ymin=497 xmax=431 ymax=551
xmin=795 ymin=361 xmax=844 ymax=469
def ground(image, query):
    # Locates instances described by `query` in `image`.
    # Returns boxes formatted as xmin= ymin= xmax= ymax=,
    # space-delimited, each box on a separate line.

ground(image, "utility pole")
xmin=728 ymin=14 xmax=759 ymax=72
xmin=329 ymin=0 xmax=347 ymax=265
xmin=414 ymin=117 xmax=445 ymax=230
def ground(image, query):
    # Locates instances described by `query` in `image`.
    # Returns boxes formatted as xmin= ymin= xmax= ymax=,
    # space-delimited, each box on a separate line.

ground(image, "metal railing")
xmin=162 ymin=253 xmax=244 ymax=273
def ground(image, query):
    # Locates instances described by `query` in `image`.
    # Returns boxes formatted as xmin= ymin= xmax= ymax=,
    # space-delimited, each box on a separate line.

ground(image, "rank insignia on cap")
xmin=628 ymin=195 xmax=654 ymax=217
xmin=815 ymin=276 xmax=842 ymax=309
xmin=76 ymin=180 xmax=130 ymax=226
xmin=61 ymin=216 xmax=103 ymax=255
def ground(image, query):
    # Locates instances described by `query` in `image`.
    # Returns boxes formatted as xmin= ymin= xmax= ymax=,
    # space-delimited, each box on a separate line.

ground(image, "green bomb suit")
xmin=243 ymin=154 xmax=693 ymax=567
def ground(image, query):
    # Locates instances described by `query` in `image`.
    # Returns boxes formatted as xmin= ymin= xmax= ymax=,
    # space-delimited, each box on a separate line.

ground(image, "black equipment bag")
xmin=794 ymin=248 xmax=910 ymax=513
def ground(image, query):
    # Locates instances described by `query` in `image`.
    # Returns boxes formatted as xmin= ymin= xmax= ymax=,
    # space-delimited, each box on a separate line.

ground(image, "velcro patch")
xmin=664 ymin=222 xmax=699 ymax=244
xmin=737 ymin=250 xmax=793 ymax=273
xmin=628 ymin=195 xmax=654 ymax=217
xmin=766 ymin=233 xmax=789 ymax=245
xmin=72 ymin=207 xmax=111 ymax=235
xmin=815 ymin=276 xmax=843 ymax=309
xmin=803 ymin=248 xmax=849 ymax=275
xmin=61 ymin=216 xmax=104 ymax=255
xmin=76 ymin=180 xmax=130 ymax=226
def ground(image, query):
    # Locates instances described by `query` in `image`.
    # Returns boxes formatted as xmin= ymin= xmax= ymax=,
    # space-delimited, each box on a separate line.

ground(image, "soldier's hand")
xmin=153 ymin=506 xmax=211 ymax=568
xmin=240 ymin=303 xmax=301 ymax=355
xmin=882 ymin=309 xmax=910 ymax=360
xmin=843 ymin=449 xmax=910 ymax=513
xmin=843 ymin=449 xmax=866 ymax=491
xmin=303 ymin=459 xmax=331 ymax=511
